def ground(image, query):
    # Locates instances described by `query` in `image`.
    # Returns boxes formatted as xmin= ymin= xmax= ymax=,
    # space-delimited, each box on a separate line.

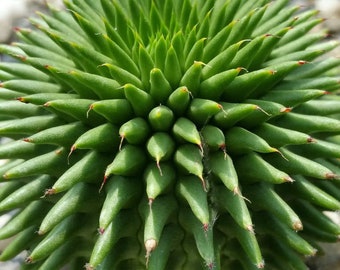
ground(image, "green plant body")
xmin=0 ymin=0 xmax=340 ymax=269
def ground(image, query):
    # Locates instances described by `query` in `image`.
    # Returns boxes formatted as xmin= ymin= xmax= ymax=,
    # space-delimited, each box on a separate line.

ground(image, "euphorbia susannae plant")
xmin=0 ymin=0 xmax=340 ymax=269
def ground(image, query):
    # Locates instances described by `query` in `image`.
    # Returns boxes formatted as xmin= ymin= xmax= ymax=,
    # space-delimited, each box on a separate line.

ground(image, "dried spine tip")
xmin=43 ymin=188 xmax=56 ymax=196
xmin=246 ymin=224 xmax=255 ymax=233
xmin=206 ymin=261 xmax=215 ymax=270
xmin=257 ymin=261 xmax=265 ymax=269
xmin=199 ymin=175 xmax=208 ymax=192
xmin=307 ymin=137 xmax=316 ymax=143
xmin=145 ymin=239 xmax=157 ymax=265
xmin=203 ymin=223 xmax=210 ymax=232
xmin=283 ymin=176 xmax=294 ymax=183
xmin=25 ymin=257 xmax=33 ymax=264
xmin=325 ymin=173 xmax=337 ymax=179
xmin=99 ymin=175 xmax=108 ymax=193
xmin=84 ymin=263 xmax=94 ymax=270
xmin=293 ymin=221 xmax=303 ymax=231
xmin=280 ymin=107 xmax=292 ymax=113
xmin=148 ymin=198 xmax=154 ymax=207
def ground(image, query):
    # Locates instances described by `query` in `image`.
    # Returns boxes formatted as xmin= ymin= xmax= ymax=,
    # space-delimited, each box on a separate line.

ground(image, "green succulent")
xmin=1 ymin=0 xmax=340 ymax=269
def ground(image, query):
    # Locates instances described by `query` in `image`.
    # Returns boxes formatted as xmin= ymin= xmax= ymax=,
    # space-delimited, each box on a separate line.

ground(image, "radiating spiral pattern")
xmin=0 ymin=1 xmax=340 ymax=269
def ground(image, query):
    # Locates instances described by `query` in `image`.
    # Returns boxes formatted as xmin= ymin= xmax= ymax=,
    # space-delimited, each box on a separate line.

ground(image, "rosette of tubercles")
xmin=0 ymin=0 xmax=340 ymax=269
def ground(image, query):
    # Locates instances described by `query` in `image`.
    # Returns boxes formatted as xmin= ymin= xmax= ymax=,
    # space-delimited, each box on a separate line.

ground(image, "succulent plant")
xmin=0 ymin=0 xmax=340 ymax=269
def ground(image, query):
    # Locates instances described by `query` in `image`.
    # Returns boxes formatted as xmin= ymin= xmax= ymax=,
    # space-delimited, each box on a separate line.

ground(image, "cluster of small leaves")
xmin=0 ymin=0 xmax=340 ymax=269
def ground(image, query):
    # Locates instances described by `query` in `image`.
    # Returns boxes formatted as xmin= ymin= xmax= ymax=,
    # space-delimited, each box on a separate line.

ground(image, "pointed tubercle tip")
xmin=25 ymin=256 xmax=33 ymax=264
xmin=203 ymin=223 xmax=209 ymax=232
xmin=280 ymin=107 xmax=292 ymax=113
xmin=297 ymin=60 xmax=308 ymax=65
xmin=119 ymin=135 xmax=124 ymax=151
xmin=84 ymin=263 xmax=95 ymax=270
xmin=16 ymin=97 xmax=25 ymax=102
xmin=68 ymin=145 xmax=76 ymax=160
xmin=325 ymin=173 xmax=337 ymax=180
xmin=246 ymin=224 xmax=254 ymax=233
xmin=293 ymin=221 xmax=303 ymax=231
xmin=43 ymin=188 xmax=56 ymax=197
xmin=307 ymin=137 xmax=316 ymax=143
xmin=199 ymin=175 xmax=208 ymax=192
xmin=206 ymin=261 xmax=215 ymax=270
xmin=98 ymin=228 xmax=105 ymax=235
xmin=257 ymin=261 xmax=265 ymax=269
xmin=284 ymin=176 xmax=294 ymax=183
xmin=145 ymin=239 xmax=157 ymax=266
xmin=156 ymin=160 xmax=163 ymax=176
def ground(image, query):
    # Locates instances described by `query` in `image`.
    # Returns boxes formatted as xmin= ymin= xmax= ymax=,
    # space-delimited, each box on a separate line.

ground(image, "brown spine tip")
xmin=86 ymin=105 xmax=93 ymax=118
xmin=325 ymin=32 xmax=334 ymax=39
xmin=43 ymin=188 xmax=56 ymax=197
xmin=197 ymin=142 xmax=204 ymax=153
xmin=17 ymin=55 xmax=27 ymax=61
xmin=180 ymin=86 xmax=189 ymax=92
xmin=233 ymin=186 xmax=240 ymax=196
xmin=280 ymin=107 xmax=292 ymax=113
xmin=199 ymin=175 xmax=208 ymax=192
xmin=325 ymin=173 xmax=337 ymax=180
xmin=236 ymin=66 xmax=247 ymax=73
xmin=23 ymin=138 xmax=31 ymax=142
xmin=148 ymin=198 xmax=154 ymax=208
xmin=156 ymin=160 xmax=163 ymax=176
xmin=283 ymin=176 xmax=294 ymax=183
xmin=203 ymin=223 xmax=209 ymax=232
xmin=118 ymin=135 xmax=124 ymax=151
xmin=246 ymin=224 xmax=254 ymax=233
xmin=16 ymin=97 xmax=27 ymax=103
xmin=84 ymin=263 xmax=95 ymax=270
xmin=257 ymin=261 xmax=265 ymax=269
xmin=55 ymin=149 xmax=63 ymax=155
xmin=206 ymin=261 xmax=215 ymax=270
xmin=293 ymin=221 xmax=303 ymax=231
xmin=25 ymin=256 xmax=33 ymax=264
xmin=297 ymin=60 xmax=308 ymax=65
xmin=99 ymin=175 xmax=109 ymax=193
xmin=68 ymin=145 xmax=76 ymax=160
xmin=67 ymin=146 xmax=75 ymax=165
xmin=145 ymin=239 xmax=157 ymax=266
xmin=307 ymin=137 xmax=316 ymax=143
xmin=219 ymin=144 xmax=227 ymax=157
xmin=98 ymin=228 xmax=105 ymax=235
xmin=256 ymin=106 xmax=271 ymax=116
